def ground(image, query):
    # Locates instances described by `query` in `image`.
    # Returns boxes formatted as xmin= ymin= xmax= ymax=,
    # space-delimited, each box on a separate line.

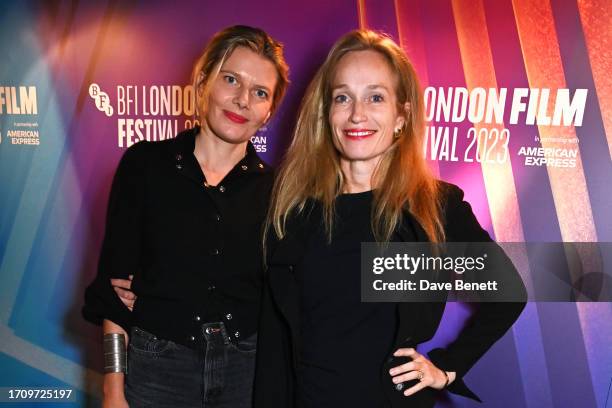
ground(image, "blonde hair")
xmin=191 ymin=25 xmax=289 ymax=120
xmin=267 ymin=29 xmax=444 ymax=244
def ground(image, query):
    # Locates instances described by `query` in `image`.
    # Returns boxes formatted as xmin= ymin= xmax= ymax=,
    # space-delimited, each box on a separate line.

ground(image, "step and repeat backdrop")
xmin=0 ymin=0 xmax=611 ymax=406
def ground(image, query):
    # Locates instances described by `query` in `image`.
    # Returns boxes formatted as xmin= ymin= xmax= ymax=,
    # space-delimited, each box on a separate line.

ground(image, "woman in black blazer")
xmin=254 ymin=30 xmax=525 ymax=408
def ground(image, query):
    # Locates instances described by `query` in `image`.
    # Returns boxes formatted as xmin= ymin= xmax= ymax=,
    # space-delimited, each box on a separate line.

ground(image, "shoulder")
xmin=265 ymin=199 xmax=320 ymax=260
xmin=122 ymin=139 xmax=151 ymax=160
xmin=257 ymin=156 xmax=274 ymax=175
xmin=271 ymin=200 xmax=319 ymax=241
xmin=246 ymin=142 xmax=275 ymax=182
xmin=121 ymin=127 xmax=195 ymax=165
xmin=438 ymin=180 xmax=464 ymax=203
xmin=437 ymin=181 xmax=467 ymax=216
xmin=149 ymin=127 xmax=196 ymax=155
xmin=253 ymin=157 xmax=275 ymax=185
xmin=289 ymin=199 xmax=321 ymax=230
xmin=436 ymin=181 xmax=491 ymax=242
xmin=114 ymin=140 xmax=153 ymax=177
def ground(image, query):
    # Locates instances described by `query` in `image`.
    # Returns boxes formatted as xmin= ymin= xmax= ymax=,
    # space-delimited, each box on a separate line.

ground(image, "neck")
xmin=340 ymin=157 xmax=380 ymax=194
xmin=194 ymin=125 xmax=248 ymax=181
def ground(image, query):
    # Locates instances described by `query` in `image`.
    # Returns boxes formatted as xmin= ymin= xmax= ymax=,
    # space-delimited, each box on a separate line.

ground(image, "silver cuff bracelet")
xmin=103 ymin=333 xmax=127 ymax=374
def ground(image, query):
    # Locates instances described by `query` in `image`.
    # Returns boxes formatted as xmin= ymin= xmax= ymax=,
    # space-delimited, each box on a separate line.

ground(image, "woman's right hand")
xmin=111 ymin=275 xmax=137 ymax=310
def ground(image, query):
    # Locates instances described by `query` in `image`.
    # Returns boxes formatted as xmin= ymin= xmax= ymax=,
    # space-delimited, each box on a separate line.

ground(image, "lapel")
xmin=266 ymin=223 xmax=310 ymax=362
xmin=170 ymin=127 xmax=270 ymax=188
xmin=267 ymin=229 xmax=308 ymax=320
xmin=265 ymin=203 xmax=322 ymax=355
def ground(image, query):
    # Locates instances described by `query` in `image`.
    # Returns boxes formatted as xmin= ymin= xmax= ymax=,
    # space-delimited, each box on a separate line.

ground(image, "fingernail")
xmin=389 ymin=369 xmax=395 ymax=375
xmin=392 ymin=377 xmax=399 ymax=384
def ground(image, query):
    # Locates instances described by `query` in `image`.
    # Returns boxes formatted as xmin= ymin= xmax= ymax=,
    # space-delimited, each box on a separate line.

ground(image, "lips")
xmin=343 ymin=128 xmax=377 ymax=139
xmin=223 ymin=110 xmax=248 ymax=124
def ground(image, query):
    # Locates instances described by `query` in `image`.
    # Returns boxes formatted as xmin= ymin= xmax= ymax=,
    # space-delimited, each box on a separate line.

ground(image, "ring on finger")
xmin=416 ymin=370 xmax=424 ymax=381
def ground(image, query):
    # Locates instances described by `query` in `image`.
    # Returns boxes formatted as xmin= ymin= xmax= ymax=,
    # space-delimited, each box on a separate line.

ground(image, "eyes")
xmin=255 ymin=89 xmax=269 ymax=99
xmin=223 ymin=75 xmax=269 ymax=100
xmin=333 ymin=93 xmax=385 ymax=104
xmin=334 ymin=94 xmax=350 ymax=104
xmin=224 ymin=75 xmax=238 ymax=85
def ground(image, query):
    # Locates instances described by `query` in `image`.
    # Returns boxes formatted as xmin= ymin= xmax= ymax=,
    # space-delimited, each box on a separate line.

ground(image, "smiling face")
xmin=328 ymin=50 xmax=407 ymax=167
xmin=203 ymin=46 xmax=278 ymax=145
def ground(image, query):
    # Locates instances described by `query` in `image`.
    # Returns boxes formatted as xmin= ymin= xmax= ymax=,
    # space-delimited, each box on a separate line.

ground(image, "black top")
xmin=297 ymin=191 xmax=398 ymax=408
xmin=82 ymin=127 xmax=274 ymax=348
xmin=253 ymin=183 xmax=527 ymax=408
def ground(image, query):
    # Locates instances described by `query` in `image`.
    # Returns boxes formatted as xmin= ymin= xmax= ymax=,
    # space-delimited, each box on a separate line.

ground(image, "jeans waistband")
xmin=131 ymin=321 xmax=241 ymax=351
xmin=201 ymin=322 xmax=232 ymax=345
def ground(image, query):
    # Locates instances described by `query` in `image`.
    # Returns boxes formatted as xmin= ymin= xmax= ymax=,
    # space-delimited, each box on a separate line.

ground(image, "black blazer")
xmin=253 ymin=183 xmax=526 ymax=408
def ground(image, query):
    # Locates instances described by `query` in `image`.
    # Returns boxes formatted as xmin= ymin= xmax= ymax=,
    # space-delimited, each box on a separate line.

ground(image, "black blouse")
xmin=83 ymin=127 xmax=274 ymax=348
xmin=297 ymin=190 xmax=398 ymax=408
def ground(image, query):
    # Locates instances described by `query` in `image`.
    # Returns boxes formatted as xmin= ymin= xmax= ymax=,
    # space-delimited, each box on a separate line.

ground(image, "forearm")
xmin=102 ymin=319 xmax=128 ymax=398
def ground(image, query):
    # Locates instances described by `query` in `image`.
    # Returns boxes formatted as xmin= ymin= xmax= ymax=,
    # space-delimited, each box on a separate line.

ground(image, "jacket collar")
xmin=170 ymin=126 xmax=270 ymax=186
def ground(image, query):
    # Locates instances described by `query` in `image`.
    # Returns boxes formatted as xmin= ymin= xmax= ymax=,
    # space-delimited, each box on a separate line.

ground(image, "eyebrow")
xmin=220 ymin=69 xmax=273 ymax=93
xmin=331 ymin=84 xmax=390 ymax=92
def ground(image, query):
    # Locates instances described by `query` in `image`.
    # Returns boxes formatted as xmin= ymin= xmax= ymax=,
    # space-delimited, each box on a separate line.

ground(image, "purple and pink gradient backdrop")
xmin=0 ymin=0 xmax=610 ymax=406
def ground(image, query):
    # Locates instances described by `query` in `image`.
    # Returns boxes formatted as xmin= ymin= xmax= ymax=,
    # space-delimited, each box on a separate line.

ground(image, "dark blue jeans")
xmin=125 ymin=323 xmax=256 ymax=408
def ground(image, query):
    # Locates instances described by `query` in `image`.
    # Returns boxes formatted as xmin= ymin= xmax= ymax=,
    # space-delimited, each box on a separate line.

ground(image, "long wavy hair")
xmin=267 ymin=29 xmax=444 ymax=245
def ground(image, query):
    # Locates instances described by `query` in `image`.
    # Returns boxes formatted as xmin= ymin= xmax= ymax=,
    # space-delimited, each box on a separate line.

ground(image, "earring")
xmin=394 ymin=128 xmax=401 ymax=138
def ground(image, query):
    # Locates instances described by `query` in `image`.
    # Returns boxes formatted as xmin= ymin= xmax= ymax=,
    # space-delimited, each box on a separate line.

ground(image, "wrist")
xmin=444 ymin=371 xmax=456 ymax=387
xmin=103 ymin=372 xmax=125 ymax=397
xmin=103 ymin=333 xmax=127 ymax=374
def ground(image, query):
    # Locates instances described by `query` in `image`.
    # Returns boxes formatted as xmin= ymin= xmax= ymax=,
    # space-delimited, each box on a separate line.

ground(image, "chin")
xmin=210 ymin=123 xmax=252 ymax=144
xmin=340 ymin=154 xmax=377 ymax=163
xmin=221 ymin=133 xmax=251 ymax=145
xmin=341 ymin=147 xmax=383 ymax=161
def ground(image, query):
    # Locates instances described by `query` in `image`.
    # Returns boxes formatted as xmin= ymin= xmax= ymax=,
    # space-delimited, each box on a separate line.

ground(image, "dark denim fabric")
xmin=125 ymin=324 xmax=256 ymax=408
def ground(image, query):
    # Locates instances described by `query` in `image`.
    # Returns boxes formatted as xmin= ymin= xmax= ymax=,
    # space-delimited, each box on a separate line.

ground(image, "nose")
xmin=349 ymin=100 xmax=367 ymax=123
xmin=233 ymin=86 xmax=249 ymax=110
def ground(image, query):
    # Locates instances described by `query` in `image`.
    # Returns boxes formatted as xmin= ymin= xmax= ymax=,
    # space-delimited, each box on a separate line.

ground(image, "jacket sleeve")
xmin=427 ymin=184 xmax=527 ymax=402
xmin=82 ymin=141 xmax=149 ymax=332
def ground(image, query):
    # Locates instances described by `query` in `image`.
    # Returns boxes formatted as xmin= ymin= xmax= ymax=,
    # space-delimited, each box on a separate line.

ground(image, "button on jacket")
xmin=253 ymin=183 xmax=527 ymax=407
xmin=83 ymin=127 xmax=274 ymax=348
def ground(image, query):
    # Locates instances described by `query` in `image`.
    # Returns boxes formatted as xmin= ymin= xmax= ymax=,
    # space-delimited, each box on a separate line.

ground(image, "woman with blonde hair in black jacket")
xmin=254 ymin=29 xmax=525 ymax=408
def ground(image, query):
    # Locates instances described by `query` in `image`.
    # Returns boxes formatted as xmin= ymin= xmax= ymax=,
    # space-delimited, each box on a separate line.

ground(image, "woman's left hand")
xmin=389 ymin=348 xmax=455 ymax=397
